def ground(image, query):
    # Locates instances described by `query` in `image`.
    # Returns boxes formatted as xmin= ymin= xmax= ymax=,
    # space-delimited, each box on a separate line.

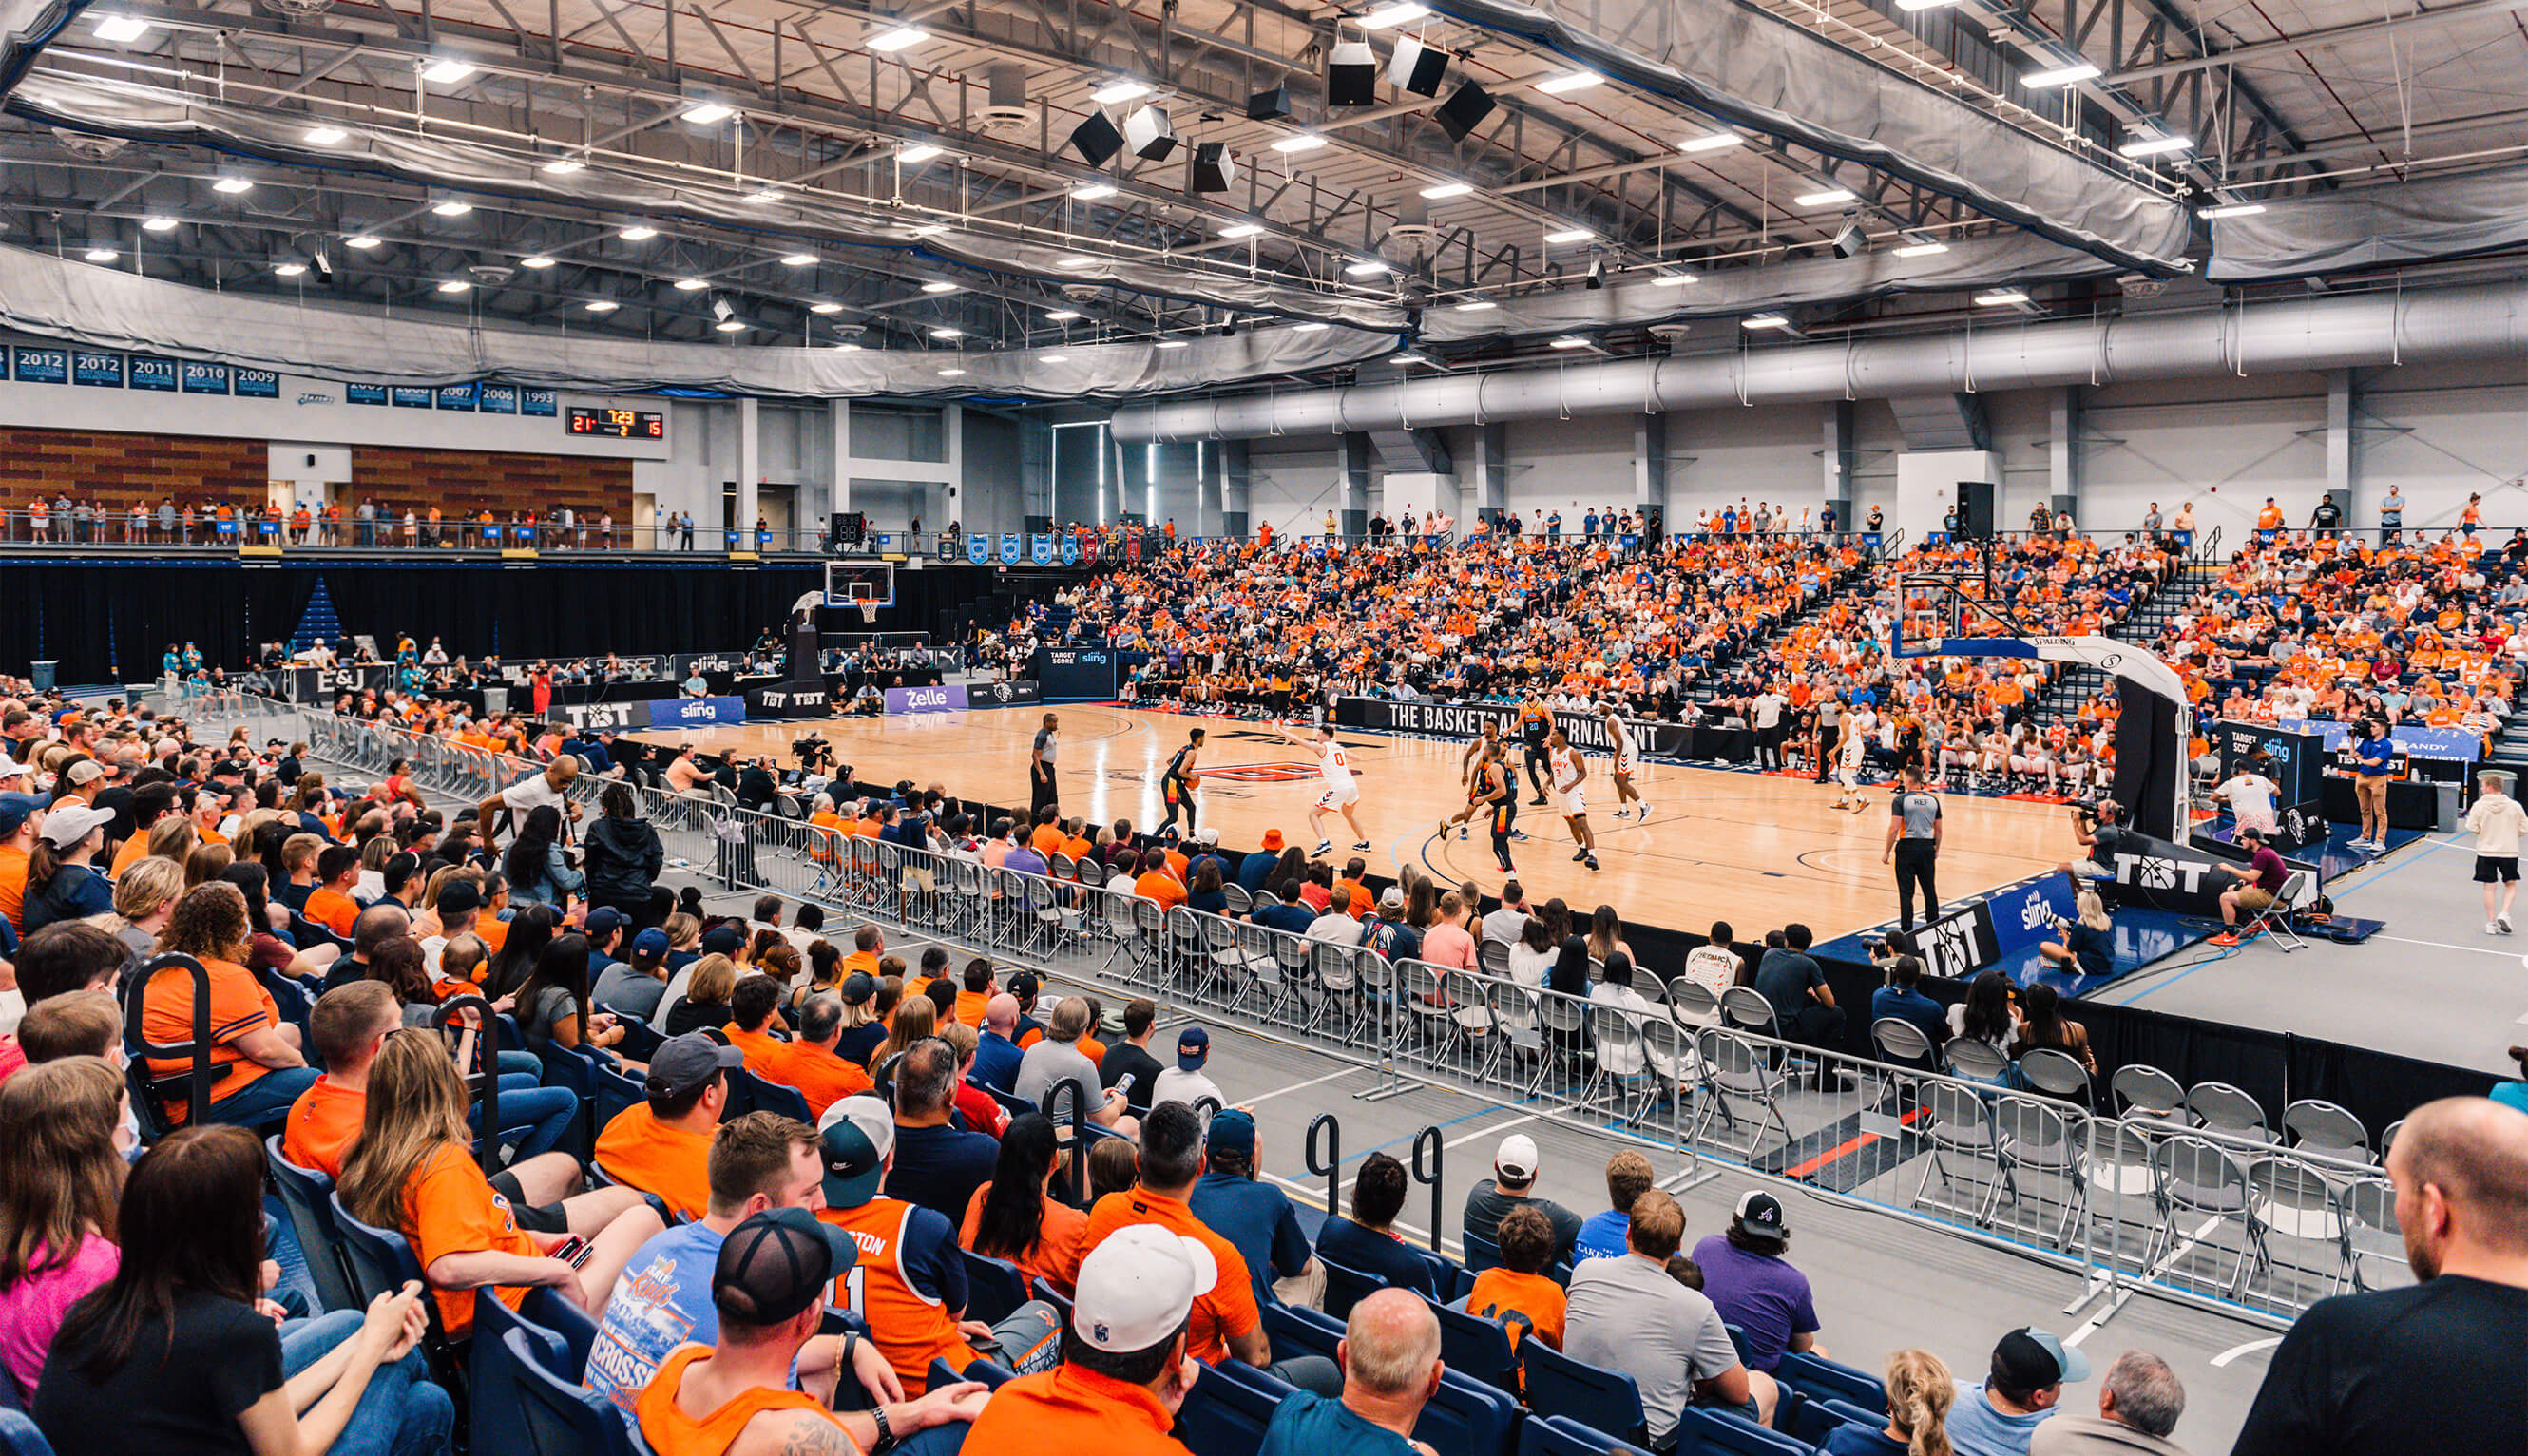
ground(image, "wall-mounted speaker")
xmin=1068 ymin=110 xmax=1124 ymax=166
xmin=1190 ymin=141 xmax=1235 ymax=193
xmin=1388 ymin=35 xmax=1447 ymax=97
xmin=1432 ymin=80 xmax=1497 ymax=142
xmin=1245 ymin=86 xmax=1293 ymax=122
xmin=1328 ymin=40 xmax=1378 ymax=105
xmin=1122 ymin=104 xmax=1177 ymax=161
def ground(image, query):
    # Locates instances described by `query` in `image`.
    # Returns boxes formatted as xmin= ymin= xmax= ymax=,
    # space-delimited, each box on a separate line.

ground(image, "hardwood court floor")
xmin=638 ymin=704 xmax=2072 ymax=937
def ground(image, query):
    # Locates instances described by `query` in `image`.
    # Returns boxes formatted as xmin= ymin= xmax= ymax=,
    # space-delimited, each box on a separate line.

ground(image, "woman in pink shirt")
xmin=0 ymin=1056 xmax=128 ymax=1397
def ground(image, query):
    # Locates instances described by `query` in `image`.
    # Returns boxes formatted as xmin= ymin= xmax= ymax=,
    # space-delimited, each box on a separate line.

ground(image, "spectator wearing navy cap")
xmin=1691 ymin=1191 xmax=1822 ymax=1373
xmin=1188 ymin=1107 xmax=1318 ymax=1309
xmin=583 ymin=904 xmax=628 ymax=977
xmin=597 ymin=924 xmax=675 ymax=1021
xmin=1150 ymin=1025 xmax=1225 ymax=1111
xmin=1948 ymin=1327 xmax=2091 ymax=1456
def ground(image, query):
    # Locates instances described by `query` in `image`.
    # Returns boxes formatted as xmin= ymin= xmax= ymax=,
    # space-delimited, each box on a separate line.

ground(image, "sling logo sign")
xmin=2017 ymin=890 xmax=2056 ymax=933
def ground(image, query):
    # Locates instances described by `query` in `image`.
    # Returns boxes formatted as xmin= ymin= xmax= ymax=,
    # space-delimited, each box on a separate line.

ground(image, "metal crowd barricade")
xmin=247 ymin=694 xmax=2408 ymax=1332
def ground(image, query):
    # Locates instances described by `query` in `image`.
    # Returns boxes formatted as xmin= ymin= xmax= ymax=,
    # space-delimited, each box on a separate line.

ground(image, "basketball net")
xmin=854 ymin=600 xmax=877 ymax=627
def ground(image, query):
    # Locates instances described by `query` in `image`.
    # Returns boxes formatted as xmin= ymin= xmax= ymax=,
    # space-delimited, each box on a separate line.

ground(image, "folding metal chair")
xmin=2239 ymin=869 xmax=2313 ymax=951
xmin=1690 ymin=1026 xmax=1793 ymax=1158
xmin=1911 ymin=1080 xmax=2006 ymax=1226
xmin=1991 ymin=1094 xmax=2091 ymax=1248
xmin=2110 ymin=1063 xmax=2191 ymax=1125
xmin=2145 ymin=1134 xmax=2258 ymax=1296
xmin=2016 ymin=1046 xmax=2094 ymax=1106
xmin=2186 ymin=1080 xmax=2274 ymax=1143
xmin=2283 ymin=1099 xmax=2372 ymax=1168
xmin=2341 ymin=1175 xmax=2411 ymax=1292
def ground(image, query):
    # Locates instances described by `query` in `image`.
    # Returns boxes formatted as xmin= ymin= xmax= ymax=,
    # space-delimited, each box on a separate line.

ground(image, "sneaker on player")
xmin=1351 ymin=840 xmax=1371 ymax=852
xmin=2491 ymin=921 xmax=2502 ymax=935
xmin=2504 ymin=915 xmax=2518 ymax=934
xmin=1511 ymin=831 xmax=1529 ymax=841
xmin=1312 ymin=840 xmax=1333 ymax=857
xmin=1571 ymin=849 xmax=1589 ymax=862
xmin=1584 ymin=855 xmax=1599 ymax=871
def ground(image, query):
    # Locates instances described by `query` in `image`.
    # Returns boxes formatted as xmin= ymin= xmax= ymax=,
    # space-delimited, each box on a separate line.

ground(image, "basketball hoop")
xmin=853 ymin=600 xmax=877 ymax=627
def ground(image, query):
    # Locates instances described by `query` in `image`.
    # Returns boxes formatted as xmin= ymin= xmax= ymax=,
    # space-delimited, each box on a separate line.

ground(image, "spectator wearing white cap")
xmin=1948 ymin=1327 xmax=2091 ymax=1456
xmin=959 ymin=1222 xmax=1212 ymax=1455
xmin=20 ymin=800 xmax=115 ymax=932
xmin=1254 ymin=1288 xmax=1444 ymax=1456
xmin=1150 ymin=1025 xmax=1225 ymax=1111
xmin=1463 ymin=1133 xmax=1583 ymax=1265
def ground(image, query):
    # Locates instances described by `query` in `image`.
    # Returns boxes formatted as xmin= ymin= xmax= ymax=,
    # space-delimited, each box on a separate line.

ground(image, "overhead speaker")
xmin=1328 ymin=40 xmax=1378 ymax=105
xmin=1068 ymin=110 xmax=1124 ymax=166
xmin=1388 ymin=35 xmax=1447 ymax=97
xmin=1122 ymin=104 xmax=1177 ymax=161
xmin=1245 ymin=85 xmax=1293 ymax=122
xmin=1432 ymin=80 xmax=1497 ymax=142
xmin=1830 ymin=222 xmax=1866 ymax=259
xmin=1190 ymin=140 xmax=1236 ymax=193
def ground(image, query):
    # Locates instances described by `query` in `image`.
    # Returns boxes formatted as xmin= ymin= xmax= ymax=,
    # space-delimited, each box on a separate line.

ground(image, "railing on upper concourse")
xmin=230 ymin=692 xmax=2406 ymax=1334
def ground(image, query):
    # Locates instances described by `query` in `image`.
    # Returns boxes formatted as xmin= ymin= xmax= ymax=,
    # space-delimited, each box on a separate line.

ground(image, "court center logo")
xmin=1201 ymin=761 xmax=1324 ymax=783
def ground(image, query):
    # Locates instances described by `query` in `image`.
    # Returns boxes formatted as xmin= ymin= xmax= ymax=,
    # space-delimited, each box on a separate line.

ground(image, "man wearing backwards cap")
xmin=959 ymin=1223 xmax=1212 ymax=1456
xmin=814 ymin=1096 xmax=1063 ymax=1397
xmin=634 ymin=1206 xmax=988 ymax=1456
xmin=599 ymin=1032 xmax=742 ymax=1221
xmin=1947 ymin=1326 xmax=2092 ymax=1456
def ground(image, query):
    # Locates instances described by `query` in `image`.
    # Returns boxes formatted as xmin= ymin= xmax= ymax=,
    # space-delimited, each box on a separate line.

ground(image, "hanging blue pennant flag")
xmin=999 ymin=532 xmax=1022 ymax=564
xmin=967 ymin=533 xmax=990 ymax=564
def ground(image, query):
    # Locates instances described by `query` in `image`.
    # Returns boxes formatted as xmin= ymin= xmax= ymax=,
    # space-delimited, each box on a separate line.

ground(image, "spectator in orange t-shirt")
xmin=1462 ymin=1204 xmax=1567 ymax=1367
xmin=280 ymin=981 xmax=405 ymax=1178
xmin=763 ymin=992 xmax=873 ymax=1117
xmin=141 ymin=882 xmax=314 ymax=1128
xmin=955 ymin=958 xmax=997 ymax=1029
xmin=840 ymin=923 xmax=885 ymax=982
xmin=596 ymin=1031 xmax=737 ymax=1219
xmin=1133 ymin=850 xmax=1187 ymax=910
xmin=721 ymin=976 xmax=792 ymax=1081
xmin=302 ymin=843 xmax=363 ymax=938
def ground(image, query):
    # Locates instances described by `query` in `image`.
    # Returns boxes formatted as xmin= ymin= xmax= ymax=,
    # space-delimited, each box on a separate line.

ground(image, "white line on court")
xmin=1236 ymin=1066 xmax=1364 ymax=1104
xmin=2211 ymin=1337 xmax=2283 ymax=1367
xmin=2367 ymin=934 xmax=2527 ymax=958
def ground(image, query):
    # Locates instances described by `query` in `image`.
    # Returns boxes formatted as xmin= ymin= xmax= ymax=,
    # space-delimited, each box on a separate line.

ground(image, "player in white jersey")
xmin=1832 ymin=722 xmax=1869 ymax=813
xmin=1546 ymin=730 xmax=1599 ymax=872
xmin=1279 ymin=719 xmax=1369 ymax=857
xmin=1599 ymin=702 xmax=1649 ymax=819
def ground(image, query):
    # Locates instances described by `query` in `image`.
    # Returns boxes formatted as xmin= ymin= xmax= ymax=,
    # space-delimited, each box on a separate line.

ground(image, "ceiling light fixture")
xmin=1045 ymin=309 xmax=1082 ymax=321
xmin=897 ymin=143 xmax=946 ymax=163
xmin=303 ymin=125 xmax=347 ymax=145
xmin=743 ymin=189 xmax=781 ymax=204
xmin=1544 ymin=227 xmax=1594 ymax=244
xmin=2023 ymin=61 xmax=2101 ymax=86
xmin=1040 ymin=353 xmax=1069 ymax=362
xmin=430 ymin=201 xmax=473 ymax=217
xmin=1071 ymin=183 xmax=1119 ymax=201
xmin=143 ymin=216 xmax=179 ymax=232
xmin=1455 ymin=299 xmax=1497 ymax=312
xmin=1894 ymin=0 xmax=1957 ymax=10
xmin=1549 ymin=335 xmax=1589 ymax=349
xmin=681 ymin=103 xmax=737 ymax=125
xmin=584 ymin=298 xmax=619 ymax=312
xmin=809 ymin=302 xmax=844 ymax=314
xmin=1057 ymin=255 xmax=1096 ymax=269
xmin=84 ymin=246 xmax=117 ymax=262
xmin=619 ymin=225 xmax=658 ymax=240
xmin=1220 ymin=222 xmax=1266 ymax=238
xmin=520 ymin=255 xmax=555 ymax=268
xmin=2198 ymin=201 xmax=2268 ymax=219
xmin=419 ymin=58 xmax=475 ymax=84
xmin=91 ymin=14 xmax=149 ymax=40
xmin=780 ymin=252 xmax=817 ymax=266
xmin=1535 ymin=71 xmax=1603 ymax=94
xmin=2118 ymin=133 xmax=2193 ymax=157
xmin=1293 ymin=322 xmax=1330 ymax=333
xmin=542 ymin=157 xmax=585 ymax=175
xmin=716 ymin=318 xmax=746 ymax=332
xmin=343 ymin=233 xmax=379 ymax=248
xmin=1892 ymin=239 xmax=1950 ymax=257
xmin=274 ymin=260 xmax=307 ymax=277
xmin=1974 ymin=288 xmax=2030 ymax=305
xmin=1391 ymin=352 xmax=1426 ymax=364
xmin=920 ymin=280 xmax=959 ymax=294
xmin=938 ymin=367 xmax=967 ymax=376
xmin=1743 ymin=314 xmax=1791 ymax=329
xmin=1154 ymin=338 xmax=1191 ymax=349
xmin=674 ymin=277 xmax=709 ymax=290
xmin=1678 ymin=130 xmax=1740 ymax=153
xmin=1344 ymin=259 xmax=1391 ymax=276
xmin=1420 ymin=182 xmax=1475 ymax=200
xmin=212 ymin=177 xmax=254 ymax=194
xmin=1091 ymin=81 xmax=1151 ymax=105
xmin=1794 ymin=188 xmax=1857 ymax=207
xmin=867 ymin=25 xmax=929 ymax=51
xmin=1651 ymin=273 xmax=1694 ymax=287
xmin=929 ymin=327 xmax=962 ymax=338
xmin=1270 ymin=133 xmax=1328 ymax=153
xmin=1361 ymin=1 xmax=1429 ymax=27
xmin=437 ymin=278 xmax=471 ymax=293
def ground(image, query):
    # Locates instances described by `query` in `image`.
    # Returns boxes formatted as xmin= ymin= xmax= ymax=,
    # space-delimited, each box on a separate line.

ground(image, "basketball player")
xmin=1157 ymin=726 xmax=1204 ymax=835
xmin=1599 ymin=701 xmax=1649 ymax=819
xmin=1471 ymin=739 xmax=1519 ymax=873
xmin=1517 ymin=691 xmax=1555 ymax=805
xmin=1832 ymin=718 xmax=1869 ymax=813
xmin=1279 ymin=719 xmax=1370 ymax=857
xmin=1546 ymin=730 xmax=1599 ymax=872
xmin=1446 ymin=720 xmax=1508 ymax=839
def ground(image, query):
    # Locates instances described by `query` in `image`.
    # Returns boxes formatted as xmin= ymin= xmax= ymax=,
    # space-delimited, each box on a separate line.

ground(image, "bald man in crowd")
xmin=1254 ymin=1288 xmax=1443 ymax=1456
xmin=2231 ymin=1096 xmax=2528 ymax=1455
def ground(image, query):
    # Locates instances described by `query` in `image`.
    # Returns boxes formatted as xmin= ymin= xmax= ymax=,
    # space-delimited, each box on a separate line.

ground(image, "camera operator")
xmin=2059 ymin=798 xmax=2132 ymax=882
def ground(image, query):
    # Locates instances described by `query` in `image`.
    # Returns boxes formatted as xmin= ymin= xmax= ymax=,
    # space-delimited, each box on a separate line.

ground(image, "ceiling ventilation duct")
xmin=980 ymin=64 xmax=1029 ymax=129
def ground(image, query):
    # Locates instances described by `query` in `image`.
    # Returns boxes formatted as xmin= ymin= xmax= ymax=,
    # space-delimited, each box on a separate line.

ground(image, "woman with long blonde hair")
xmin=337 ymin=1029 xmax=658 ymax=1338
xmin=871 ymin=993 xmax=935 ymax=1088
xmin=1822 ymin=1350 xmax=1953 ymax=1456
xmin=0 ymin=1057 xmax=128 ymax=1397
xmin=99 ymin=855 xmax=186 ymax=960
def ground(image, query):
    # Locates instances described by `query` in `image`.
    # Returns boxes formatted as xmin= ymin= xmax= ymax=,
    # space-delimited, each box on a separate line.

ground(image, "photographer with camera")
xmin=2058 ymin=798 xmax=2132 ymax=883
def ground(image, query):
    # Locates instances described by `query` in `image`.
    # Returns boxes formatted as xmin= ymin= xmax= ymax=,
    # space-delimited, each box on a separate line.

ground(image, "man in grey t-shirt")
xmin=1012 ymin=995 xmax=1134 ymax=1132
xmin=1883 ymin=765 xmax=1943 ymax=933
xmin=1563 ymin=1191 xmax=1767 ymax=1443
xmin=1029 ymin=711 xmax=1060 ymax=814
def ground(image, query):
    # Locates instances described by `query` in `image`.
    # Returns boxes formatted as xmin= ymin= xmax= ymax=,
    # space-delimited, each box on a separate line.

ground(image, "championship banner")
xmin=999 ymin=532 xmax=1022 ymax=564
xmin=1083 ymin=535 xmax=1101 ymax=565
xmin=885 ymin=683 xmax=967 ymax=715
xmin=967 ymin=534 xmax=990 ymax=565
xmin=1061 ymin=537 xmax=1081 ymax=565
xmin=1125 ymin=530 xmax=1142 ymax=563
xmin=1031 ymin=535 xmax=1054 ymax=565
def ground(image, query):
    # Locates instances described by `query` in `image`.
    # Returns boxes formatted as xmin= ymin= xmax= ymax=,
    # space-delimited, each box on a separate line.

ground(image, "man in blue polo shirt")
xmin=1187 ymin=1109 xmax=1316 ymax=1307
xmin=2351 ymin=718 xmax=2396 ymax=852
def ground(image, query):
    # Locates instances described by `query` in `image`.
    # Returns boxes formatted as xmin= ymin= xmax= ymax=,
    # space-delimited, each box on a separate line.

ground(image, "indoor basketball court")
xmin=631 ymin=701 xmax=2073 ymax=937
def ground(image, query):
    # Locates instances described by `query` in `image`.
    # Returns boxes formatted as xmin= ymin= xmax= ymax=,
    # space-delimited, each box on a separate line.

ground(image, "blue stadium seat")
xmin=927 ymin=1356 xmax=1020 ymax=1392
xmin=1414 ymin=1370 xmax=1523 ymax=1456
xmin=265 ymin=1135 xmax=360 ymax=1313
xmin=1262 ymin=1301 xmax=1345 ymax=1367
xmin=960 ymin=1249 xmax=1030 ymax=1327
xmin=504 ymin=1329 xmax=634 ymax=1456
xmin=724 ymin=1067 xmax=812 ymax=1122
xmin=589 ymin=1058 xmax=645 ymax=1133
xmin=1673 ymin=1407 xmax=1813 ymax=1456
xmin=1427 ymin=1296 xmax=1521 ymax=1394
xmin=1789 ymin=1396 xmax=1888 ymax=1448
xmin=473 ymin=1291 xmax=570 ymax=1456
xmin=1522 ymin=1340 xmax=1647 ymax=1448
xmin=1178 ymin=1362 xmax=1282 ymax=1456
xmin=1317 ymin=1253 xmax=1388 ymax=1319
xmin=1775 ymin=1351 xmax=1888 ymax=1415
xmin=534 ymin=1042 xmax=601 ymax=1159
xmin=0 ymin=1409 xmax=55 ymax=1456
xmin=1028 ymin=1275 xmax=1073 ymax=1324
xmin=328 ymin=1188 xmax=457 ymax=1368
xmin=1461 ymin=1228 xmax=1502 ymax=1273
xmin=1518 ymin=1415 xmax=1655 ymax=1456
xmin=1413 ymin=1247 xmax=1474 ymax=1303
